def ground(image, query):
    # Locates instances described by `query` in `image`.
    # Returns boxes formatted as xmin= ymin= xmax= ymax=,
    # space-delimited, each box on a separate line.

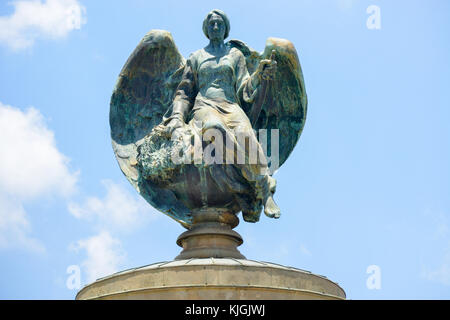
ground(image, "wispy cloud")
xmin=68 ymin=180 xmax=158 ymax=233
xmin=0 ymin=102 xmax=78 ymax=252
xmin=68 ymin=180 xmax=159 ymax=283
xmin=70 ymin=231 xmax=125 ymax=283
xmin=0 ymin=195 xmax=44 ymax=253
xmin=0 ymin=0 xmax=86 ymax=50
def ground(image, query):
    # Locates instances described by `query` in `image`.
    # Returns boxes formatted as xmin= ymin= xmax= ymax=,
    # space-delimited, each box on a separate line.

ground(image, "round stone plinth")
xmin=76 ymin=259 xmax=345 ymax=300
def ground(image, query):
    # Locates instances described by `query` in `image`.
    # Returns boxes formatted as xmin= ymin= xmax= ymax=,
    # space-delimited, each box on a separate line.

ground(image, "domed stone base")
xmin=76 ymin=259 xmax=345 ymax=300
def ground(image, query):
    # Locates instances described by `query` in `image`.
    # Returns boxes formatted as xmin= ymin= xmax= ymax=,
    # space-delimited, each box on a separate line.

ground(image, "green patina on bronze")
xmin=110 ymin=10 xmax=307 ymax=229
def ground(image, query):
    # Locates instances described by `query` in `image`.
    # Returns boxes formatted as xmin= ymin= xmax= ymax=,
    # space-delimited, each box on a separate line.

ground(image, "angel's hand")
xmin=257 ymin=50 xmax=277 ymax=81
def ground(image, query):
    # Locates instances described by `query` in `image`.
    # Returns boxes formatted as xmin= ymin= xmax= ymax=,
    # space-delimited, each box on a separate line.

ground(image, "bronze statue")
xmin=110 ymin=9 xmax=307 ymax=258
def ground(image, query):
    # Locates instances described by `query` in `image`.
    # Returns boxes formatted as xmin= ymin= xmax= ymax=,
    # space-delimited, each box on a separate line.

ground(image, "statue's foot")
xmin=268 ymin=176 xmax=276 ymax=194
xmin=264 ymin=195 xmax=280 ymax=219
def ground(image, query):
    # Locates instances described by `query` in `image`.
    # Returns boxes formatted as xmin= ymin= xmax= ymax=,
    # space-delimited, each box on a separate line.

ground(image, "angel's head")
xmin=202 ymin=9 xmax=230 ymax=41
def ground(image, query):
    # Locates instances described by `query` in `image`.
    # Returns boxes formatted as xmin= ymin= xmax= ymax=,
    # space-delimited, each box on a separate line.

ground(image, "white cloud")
xmin=71 ymin=231 xmax=125 ymax=283
xmin=68 ymin=180 xmax=158 ymax=233
xmin=0 ymin=0 xmax=86 ymax=50
xmin=0 ymin=102 xmax=78 ymax=251
xmin=0 ymin=103 xmax=78 ymax=198
xmin=68 ymin=180 xmax=160 ymax=282
xmin=0 ymin=195 xmax=45 ymax=252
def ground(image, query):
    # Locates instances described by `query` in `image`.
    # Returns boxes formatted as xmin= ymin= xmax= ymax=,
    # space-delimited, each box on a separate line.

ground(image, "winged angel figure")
xmin=110 ymin=10 xmax=307 ymax=229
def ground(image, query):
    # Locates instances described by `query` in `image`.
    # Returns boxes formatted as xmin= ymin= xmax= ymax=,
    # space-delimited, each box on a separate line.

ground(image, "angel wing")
xmin=228 ymin=38 xmax=308 ymax=169
xmin=110 ymin=30 xmax=193 ymax=227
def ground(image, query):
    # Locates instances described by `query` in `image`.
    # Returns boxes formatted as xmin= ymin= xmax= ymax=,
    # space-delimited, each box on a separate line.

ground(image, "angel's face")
xmin=207 ymin=14 xmax=226 ymax=41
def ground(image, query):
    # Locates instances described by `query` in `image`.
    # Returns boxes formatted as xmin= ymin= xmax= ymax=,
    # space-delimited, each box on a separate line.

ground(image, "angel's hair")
xmin=202 ymin=9 xmax=230 ymax=40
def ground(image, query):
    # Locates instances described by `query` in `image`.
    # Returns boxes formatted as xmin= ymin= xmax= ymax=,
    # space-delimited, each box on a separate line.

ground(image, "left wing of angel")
xmin=110 ymin=30 xmax=193 ymax=227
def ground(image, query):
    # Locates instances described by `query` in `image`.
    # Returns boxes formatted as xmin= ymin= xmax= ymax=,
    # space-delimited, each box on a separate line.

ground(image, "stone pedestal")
xmin=76 ymin=259 xmax=346 ymax=300
xmin=176 ymin=210 xmax=245 ymax=260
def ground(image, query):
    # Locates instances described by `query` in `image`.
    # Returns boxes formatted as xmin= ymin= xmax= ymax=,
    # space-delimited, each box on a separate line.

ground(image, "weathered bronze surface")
xmin=110 ymin=10 xmax=307 ymax=256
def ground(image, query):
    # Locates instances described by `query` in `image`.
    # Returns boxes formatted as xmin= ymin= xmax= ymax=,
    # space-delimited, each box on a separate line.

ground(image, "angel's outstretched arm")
xmin=236 ymin=50 xmax=276 ymax=115
xmin=165 ymin=56 xmax=198 ymax=124
xmin=235 ymin=51 xmax=258 ymax=109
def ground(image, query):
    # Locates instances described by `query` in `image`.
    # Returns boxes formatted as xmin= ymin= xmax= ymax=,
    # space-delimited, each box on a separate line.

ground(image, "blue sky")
xmin=0 ymin=0 xmax=449 ymax=299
